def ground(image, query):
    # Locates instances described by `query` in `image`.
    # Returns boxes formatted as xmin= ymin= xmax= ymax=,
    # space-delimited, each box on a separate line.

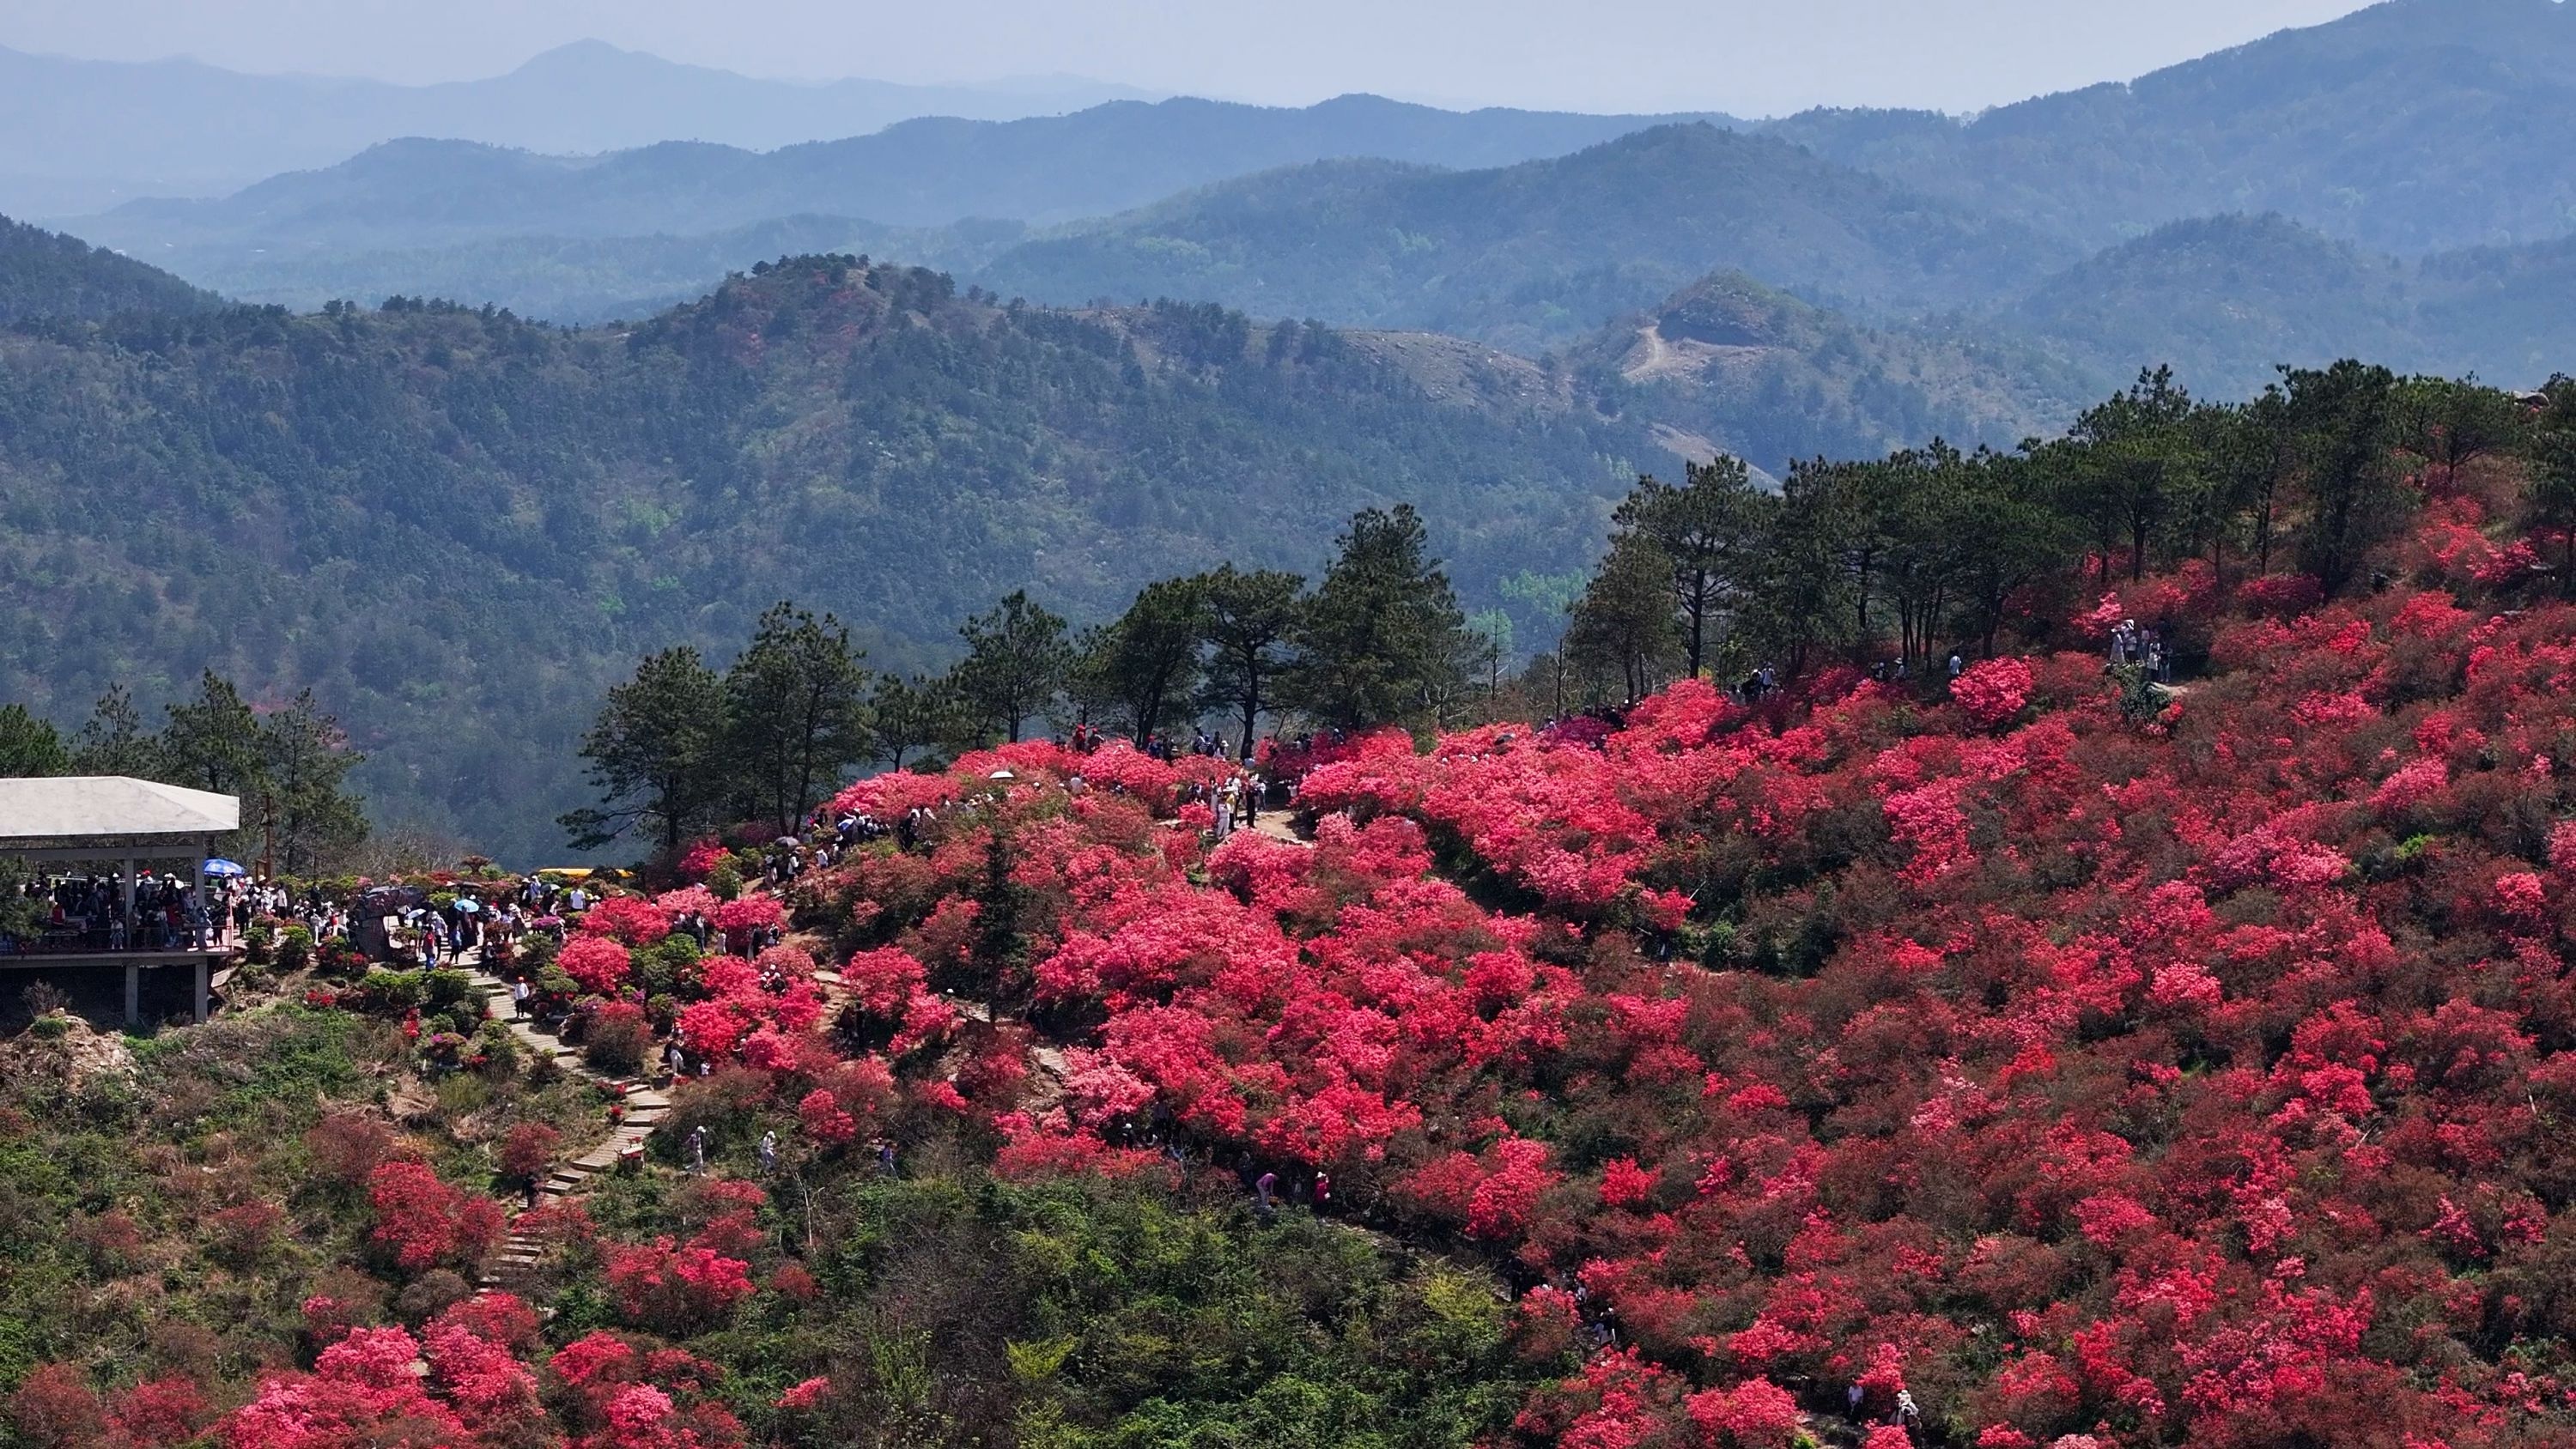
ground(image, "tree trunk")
xmin=1240 ymin=667 xmax=1261 ymax=761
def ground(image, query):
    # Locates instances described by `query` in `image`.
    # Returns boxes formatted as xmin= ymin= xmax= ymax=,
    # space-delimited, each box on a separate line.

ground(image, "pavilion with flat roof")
xmin=0 ymin=776 xmax=240 ymax=1025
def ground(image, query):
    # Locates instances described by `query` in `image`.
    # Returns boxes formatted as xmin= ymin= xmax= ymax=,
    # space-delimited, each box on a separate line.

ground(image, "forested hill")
xmin=1564 ymin=270 xmax=2093 ymax=466
xmin=2005 ymin=214 xmax=2576 ymax=399
xmin=979 ymin=124 xmax=2071 ymax=352
xmin=0 ymin=259 xmax=1656 ymax=857
xmin=0 ymin=214 xmax=222 ymax=324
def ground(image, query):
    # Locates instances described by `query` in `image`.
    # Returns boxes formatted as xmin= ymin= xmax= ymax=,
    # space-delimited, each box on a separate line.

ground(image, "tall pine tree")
xmin=1282 ymin=505 xmax=1468 ymax=730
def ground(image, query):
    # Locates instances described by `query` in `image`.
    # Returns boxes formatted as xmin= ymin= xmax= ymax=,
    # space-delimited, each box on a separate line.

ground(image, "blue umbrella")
xmin=204 ymin=859 xmax=247 ymax=877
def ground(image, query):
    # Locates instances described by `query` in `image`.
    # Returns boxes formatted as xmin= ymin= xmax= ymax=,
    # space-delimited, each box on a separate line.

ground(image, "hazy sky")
xmin=3 ymin=0 xmax=2384 ymax=115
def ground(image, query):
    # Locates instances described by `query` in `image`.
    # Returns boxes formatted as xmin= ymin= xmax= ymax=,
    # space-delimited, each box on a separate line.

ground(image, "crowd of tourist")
xmin=4 ymin=870 xmax=230 ymax=955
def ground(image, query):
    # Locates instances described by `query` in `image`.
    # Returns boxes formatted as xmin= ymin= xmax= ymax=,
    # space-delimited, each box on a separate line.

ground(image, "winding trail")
xmin=454 ymin=809 xmax=1314 ymax=1290
xmin=1249 ymin=811 xmax=1313 ymax=848
xmin=456 ymin=954 xmax=666 ymax=1288
xmin=457 ymin=946 xmax=853 ymax=1290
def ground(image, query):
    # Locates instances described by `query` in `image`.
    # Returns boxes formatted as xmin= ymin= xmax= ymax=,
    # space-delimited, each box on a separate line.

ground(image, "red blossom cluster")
xmin=219 ymin=1295 xmax=638 ymax=1449
xmin=779 ymin=506 xmax=2576 ymax=1446
xmin=185 ymin=1288 xmax=741 ymax=1449
xmin=558 ymin=935 xmax=635 ymax=996
xmin=365 ymin=1160 xmax=503 ymax=1274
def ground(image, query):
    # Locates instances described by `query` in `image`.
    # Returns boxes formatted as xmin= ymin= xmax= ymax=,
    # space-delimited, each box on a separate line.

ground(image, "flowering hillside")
xmin=770 ymin=482 xmax=2576 ymax=1446
xmin=15 ymin=384 xmax=2576 ymax=1449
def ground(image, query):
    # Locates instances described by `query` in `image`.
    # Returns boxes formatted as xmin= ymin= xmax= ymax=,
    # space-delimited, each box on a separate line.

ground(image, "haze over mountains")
xmin=1770 ymin=0 xmax=2576 ymax=256
xmin=3 ymin=0 xmax=2575 ymax=847
xmin=43 ymin=0 xmax=2576 ymax=400
xmin=0 ymin=39 xmax=1154 ymax=216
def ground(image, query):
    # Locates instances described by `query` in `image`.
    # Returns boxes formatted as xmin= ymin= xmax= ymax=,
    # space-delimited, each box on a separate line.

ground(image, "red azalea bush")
xmin=558 ymin=936 xmax=635 ymax=996
xmin=677 ymin=839 xmax=729 ymax=883
xmin=1952 ymin=655 xmax=2035 ymax=728
xmin=499 ymin=1122 xmax=563 ymax=1184
xmin=366 ymin=1161 xmax=503 ymax=1275
xmin=580 ymin=895 xmax=673 ymax=947
xmin=213 ymin=1297 xmax=738 ymax=1449
xmin=762 ymin=507 xmax=2576 ymax=1447
xmin=600 ymin=1237 xmax=756 ymax=1334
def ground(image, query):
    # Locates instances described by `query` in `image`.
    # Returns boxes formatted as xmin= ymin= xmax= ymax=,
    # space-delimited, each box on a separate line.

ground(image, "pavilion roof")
xmin=0 ymin=776 xmax=241 ymax=850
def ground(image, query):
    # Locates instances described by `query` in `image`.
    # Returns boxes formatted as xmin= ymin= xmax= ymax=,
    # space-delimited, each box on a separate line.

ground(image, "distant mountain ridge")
xmin=975 ymin=124 xmax=2075 ymax=351
xmin=1774 ymin=0 xmax=2576 ymax=254
xmin=0 ymin=39 xmax=1156 ymax=216
xmin=73 ymin=91 xmax=1743 ymax=249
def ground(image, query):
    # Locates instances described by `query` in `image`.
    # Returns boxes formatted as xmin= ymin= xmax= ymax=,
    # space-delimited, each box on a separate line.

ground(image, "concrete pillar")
xmin=194 ymin=958 xmax=209 ymax=1024
xmin=124 ymin=964 xmax=138 ymax=1028
xmin=121 ymin=856 xmax=135 ymax=939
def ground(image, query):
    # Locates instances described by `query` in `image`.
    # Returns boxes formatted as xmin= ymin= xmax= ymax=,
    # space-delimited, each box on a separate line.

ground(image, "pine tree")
xmin=561 ymin=647 xmax=729 ymax=854
xmin=70 ymin=684 xmax=162 ymax=777
xmin=1564 ymin=533 xmax=1683 ymax=703
xmin=1281 ymin=505 xmax=1468 ymax=730
xmin=2530 ymin=375 xmax=2576 ymax=594
xmin=2286 ymin=360 xmax=2403 ymax=594
xmin=0 ymin=703 xmax=68 ymax=776
xmin=866 ymin=675 xmax=959 ymax=773
xmin=1073 ymin=576 xmax=1208 ymax=744
xmin=2065 ymin=367 xmax=2199 ymax=585
xmin=1611 ymin=457 xmax=1766 ymax=678
xmin=160 ymin=671 xmax=264 ymax=797
xmin=725 ymin=602 xmax=872 ymax=834
xmin=950 ymin=591 xmax=1072 ymax=744
xmin=1197 ymin=566 xmax=1305 ymax=754
xmin=258 ymin=690 xmax=369 ymax=876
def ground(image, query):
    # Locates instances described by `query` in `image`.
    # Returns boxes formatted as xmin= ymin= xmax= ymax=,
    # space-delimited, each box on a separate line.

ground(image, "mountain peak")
xmin=506 ymin=39 xmax=678 ymax=78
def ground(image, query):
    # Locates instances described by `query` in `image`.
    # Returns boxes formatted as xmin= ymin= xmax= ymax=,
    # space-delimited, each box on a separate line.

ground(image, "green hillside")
xmin=154 ymin=214 xmax=1030 ymax=324
xmin=978 ymin=125 xmax=2073 ymax=351
xmin=2002 ymin=214 xmax=2573 ymax=397
xmin=1566 ymin=270 xmax=2093 ymax=465
xmin=0 ymin=259 xmax=1657 ymax=857
xmin=0 ymin=213 xmax=221 ymax=323
xmin=2001 ymin=215 xmax=2420 ymax=398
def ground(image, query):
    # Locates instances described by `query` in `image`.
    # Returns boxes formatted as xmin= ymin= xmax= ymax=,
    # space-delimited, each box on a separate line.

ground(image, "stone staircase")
xmin=458 ymin=951 xmax=673 ymax=1291
xmin=458 ymin=932 xmax=847 ymax=1292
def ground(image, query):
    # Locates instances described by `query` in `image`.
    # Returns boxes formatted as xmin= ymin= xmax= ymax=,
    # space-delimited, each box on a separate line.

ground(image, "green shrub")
xmin=472 ymin=1021 xmax=521 ymax=1076
xmin=636 ymin=934 xmax=699 ymax=997
xmin=277 ymin=925 xmax=315 ymax=973
xmin=422 ymin=968 xmax=475 ymax=1010
xmin=434 ymin=1072 xmax=492 ymax=1119
xmin=356 ymin=969 xmax=425 ymax=1010
xmin=707 ymin=859 xmax=744 ymax=901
